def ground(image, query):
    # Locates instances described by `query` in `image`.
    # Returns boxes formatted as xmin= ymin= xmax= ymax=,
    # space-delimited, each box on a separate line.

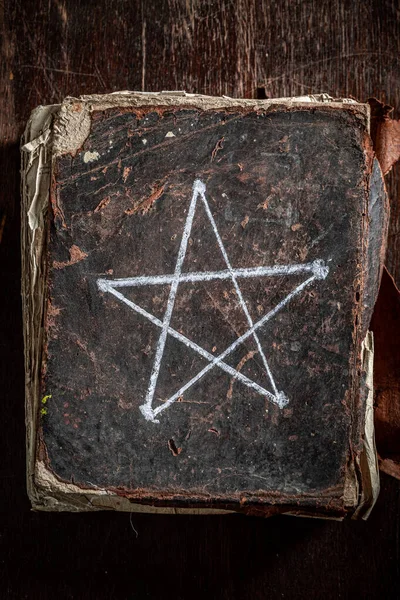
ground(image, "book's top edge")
xmin=63 ymin=90 xmax=369 ymax=117
xmin=24 ymin=91 xmax=369 ymax=159
xmin=73 ymin=90 xmax=364 ymax=104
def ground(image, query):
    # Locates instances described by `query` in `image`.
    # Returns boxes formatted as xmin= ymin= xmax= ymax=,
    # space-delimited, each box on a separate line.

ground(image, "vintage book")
xmin=21 ymin=92 xmax=388 ymax=517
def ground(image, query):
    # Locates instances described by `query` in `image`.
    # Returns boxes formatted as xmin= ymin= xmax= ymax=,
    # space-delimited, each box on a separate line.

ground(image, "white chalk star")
xmin=98 ymin=180 xmax=329 ymax=423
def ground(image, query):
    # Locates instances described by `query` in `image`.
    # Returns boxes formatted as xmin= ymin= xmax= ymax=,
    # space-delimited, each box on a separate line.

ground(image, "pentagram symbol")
xmin=98 ymin=180 xmax=329 ymax=423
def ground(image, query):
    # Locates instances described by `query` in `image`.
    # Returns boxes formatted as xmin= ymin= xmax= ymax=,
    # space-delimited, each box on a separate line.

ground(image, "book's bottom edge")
xmin=28 ymin=461 xmax=352 ymax=520
xmin=29 ymin=494 xmax=348 ymax=520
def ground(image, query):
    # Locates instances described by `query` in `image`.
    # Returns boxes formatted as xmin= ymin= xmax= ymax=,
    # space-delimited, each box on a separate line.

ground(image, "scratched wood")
xmin=1 ymin=0 xmax=400 ymax=598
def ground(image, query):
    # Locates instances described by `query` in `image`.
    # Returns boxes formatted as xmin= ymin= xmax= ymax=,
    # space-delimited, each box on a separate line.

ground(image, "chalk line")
xmin=198 ymin=184 xmax=281 ymax=399
xmin=97 ymin=260 xmax=325 ymax=291
xmin=140 ymin=180 xmax=205 ymax=419
xmin=152 ymin=275 xmax=316 ymax=417
xmin=102 ymin=283 xmax=277 ymax=419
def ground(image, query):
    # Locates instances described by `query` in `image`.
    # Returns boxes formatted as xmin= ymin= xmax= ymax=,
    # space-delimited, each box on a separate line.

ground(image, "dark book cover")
xmin=21 ymin=93 xmax=388 ymax=517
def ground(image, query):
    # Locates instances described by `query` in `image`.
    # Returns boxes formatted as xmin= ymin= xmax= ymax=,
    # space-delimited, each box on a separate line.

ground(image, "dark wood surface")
xmin=1 ymin=1 xmax=399 ymax=598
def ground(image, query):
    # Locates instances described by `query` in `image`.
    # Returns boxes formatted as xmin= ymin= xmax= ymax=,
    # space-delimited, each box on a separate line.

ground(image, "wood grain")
xmin=1 ymin=1 xmax=399 ymax=597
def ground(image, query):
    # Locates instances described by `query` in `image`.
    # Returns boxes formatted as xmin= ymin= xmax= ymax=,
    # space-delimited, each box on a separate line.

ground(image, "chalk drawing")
xmin=98 ymin=180 xmax=329 ymax=422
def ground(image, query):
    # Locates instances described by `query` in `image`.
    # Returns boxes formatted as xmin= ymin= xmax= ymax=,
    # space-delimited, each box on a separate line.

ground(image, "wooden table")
xmin=1 ymin=1 xmax=399 ymax=597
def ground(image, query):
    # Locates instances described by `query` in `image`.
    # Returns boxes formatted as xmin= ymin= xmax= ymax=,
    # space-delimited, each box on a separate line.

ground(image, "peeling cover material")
xmin=21 ymin=92 xmax=387 ymax=517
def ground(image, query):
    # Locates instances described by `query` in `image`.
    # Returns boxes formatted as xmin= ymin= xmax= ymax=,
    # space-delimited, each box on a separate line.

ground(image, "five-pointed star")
xmin=98 ymin=180 xmax=329 ymax=423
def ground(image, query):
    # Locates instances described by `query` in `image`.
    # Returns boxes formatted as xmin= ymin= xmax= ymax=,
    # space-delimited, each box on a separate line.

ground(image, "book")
xmin=21 ymin=92 xmax=388 ymax=517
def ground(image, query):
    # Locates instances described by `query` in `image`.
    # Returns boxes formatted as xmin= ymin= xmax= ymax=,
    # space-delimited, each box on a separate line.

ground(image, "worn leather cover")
xmin=21 ymin=93 xmax=388 ymax=516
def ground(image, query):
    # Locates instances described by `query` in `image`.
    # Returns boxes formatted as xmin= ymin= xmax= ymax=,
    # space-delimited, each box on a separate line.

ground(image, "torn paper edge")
xmin=352 ymin=331 xmax=380 ymax=520
xmin=21 ymin=104 xmax=59 ymax=509
xmin=33 ymin=461 xmax=231 ymax=514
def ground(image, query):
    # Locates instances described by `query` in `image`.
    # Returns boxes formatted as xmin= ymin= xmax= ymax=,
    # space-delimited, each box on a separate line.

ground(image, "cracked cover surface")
xmin=37 ymin=103 xmax=380 ymax=511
